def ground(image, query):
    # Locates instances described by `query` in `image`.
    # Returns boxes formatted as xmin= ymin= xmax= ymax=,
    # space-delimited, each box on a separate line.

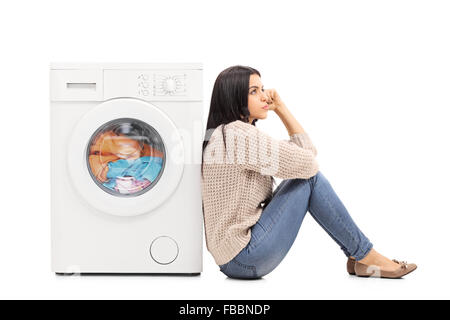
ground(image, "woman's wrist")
xmin=274 ymin=102 xmax=288 ymax=115
xmin=274 ymin=102 xmax=305 ymax=135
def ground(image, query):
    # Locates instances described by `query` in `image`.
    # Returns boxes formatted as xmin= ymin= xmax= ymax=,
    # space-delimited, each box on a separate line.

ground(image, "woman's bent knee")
xmin=219 ymin=259 xmax=260 ymax=279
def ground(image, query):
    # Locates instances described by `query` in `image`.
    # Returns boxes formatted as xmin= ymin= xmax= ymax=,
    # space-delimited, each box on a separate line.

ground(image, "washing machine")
xmin=50 ymin=63 xmax=203 ymax=274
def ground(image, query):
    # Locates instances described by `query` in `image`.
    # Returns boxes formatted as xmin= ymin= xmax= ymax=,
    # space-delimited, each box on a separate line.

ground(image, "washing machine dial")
xmin=164 ymin=78 xmax=177 ymax=93
xmin=153 ymin=74 xmax=186 ymax=96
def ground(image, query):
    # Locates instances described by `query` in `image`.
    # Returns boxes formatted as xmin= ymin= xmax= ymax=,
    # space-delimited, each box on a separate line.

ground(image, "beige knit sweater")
xmin=201 ymin=119 xmax=319 ymax=265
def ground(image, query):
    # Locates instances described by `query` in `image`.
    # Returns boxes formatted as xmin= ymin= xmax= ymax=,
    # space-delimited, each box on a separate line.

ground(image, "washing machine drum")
xmin=87 ymin=118 xmax=166 ymax=197
xmin=67 ymin=98 xmax=184 ymax=216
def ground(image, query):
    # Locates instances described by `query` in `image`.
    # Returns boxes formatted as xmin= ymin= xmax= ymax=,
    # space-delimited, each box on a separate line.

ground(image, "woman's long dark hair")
xmin=202 ymin=65 xmax=276 ymax=209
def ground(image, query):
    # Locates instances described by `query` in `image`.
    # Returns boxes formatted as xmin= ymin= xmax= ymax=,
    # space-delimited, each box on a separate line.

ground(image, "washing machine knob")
xmin=150 ymin=236 xmax=179 ymax=265
xmin=165 ymin=78 xmax=176 ymax=93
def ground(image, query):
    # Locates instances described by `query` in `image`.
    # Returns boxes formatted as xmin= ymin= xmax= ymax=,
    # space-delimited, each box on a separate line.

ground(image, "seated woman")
xmin=201 ymin=65 xmax=417 ymax=279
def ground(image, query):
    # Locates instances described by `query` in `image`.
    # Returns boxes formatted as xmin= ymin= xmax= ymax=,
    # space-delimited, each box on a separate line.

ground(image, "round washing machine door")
xmin=67 ymin=98 xmax=184 ymax=216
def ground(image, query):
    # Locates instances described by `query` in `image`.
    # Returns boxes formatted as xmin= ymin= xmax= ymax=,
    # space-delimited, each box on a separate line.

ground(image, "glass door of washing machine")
xmin=67 ymin=97 xmax=184 ymax=216
xmin=86 ymin=118 xmax=166 ymax=197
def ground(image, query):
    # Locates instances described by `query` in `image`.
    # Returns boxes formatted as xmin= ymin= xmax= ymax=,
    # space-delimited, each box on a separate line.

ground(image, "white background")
xmin=0 ymin=0 xmax=449 ymax=299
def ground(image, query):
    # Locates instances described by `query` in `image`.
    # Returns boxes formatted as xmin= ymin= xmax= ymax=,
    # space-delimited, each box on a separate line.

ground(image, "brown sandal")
xmin=354 ymin=258 xmax=417 ymax=278
xmin=347 ymin=257 xmax=356 ymax=275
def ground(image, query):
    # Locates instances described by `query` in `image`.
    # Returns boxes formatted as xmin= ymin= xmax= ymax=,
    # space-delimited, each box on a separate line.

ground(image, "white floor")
xmin=0 ymin=254 xmax=437 ymax=300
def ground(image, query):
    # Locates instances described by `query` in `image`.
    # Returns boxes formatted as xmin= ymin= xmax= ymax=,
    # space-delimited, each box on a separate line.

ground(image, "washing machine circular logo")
xmin=86 ymin=118 xmax=166 ymax=197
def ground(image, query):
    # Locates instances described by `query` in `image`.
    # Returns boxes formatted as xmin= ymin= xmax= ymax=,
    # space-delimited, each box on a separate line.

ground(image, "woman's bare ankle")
xmin=357 ymin=248 xmax=376 ymax=265
xmin=356 ymin=248 xmax=400 ymax=272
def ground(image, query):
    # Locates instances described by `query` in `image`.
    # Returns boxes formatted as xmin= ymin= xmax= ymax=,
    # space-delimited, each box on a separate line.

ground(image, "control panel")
xmin=50 ymin=65 xmax=202 ymax=102
xmin=104 ymin=69 xmax=201 ymax=101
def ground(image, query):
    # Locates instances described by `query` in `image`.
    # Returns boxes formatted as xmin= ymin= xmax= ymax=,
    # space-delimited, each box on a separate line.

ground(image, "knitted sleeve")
xmin=286 ymin=131 xmax=318 ymax=157
xmin=225 ymin=120 xmax=319 ymax=179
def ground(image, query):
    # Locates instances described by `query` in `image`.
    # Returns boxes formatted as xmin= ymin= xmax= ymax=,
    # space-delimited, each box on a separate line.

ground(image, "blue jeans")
xmin=218 ymin=171 xmax=373 ymax=279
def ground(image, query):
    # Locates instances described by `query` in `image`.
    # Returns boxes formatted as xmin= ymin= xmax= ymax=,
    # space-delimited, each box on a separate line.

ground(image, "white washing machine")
xmin=50 ymin=63 xmax=203 ymax=274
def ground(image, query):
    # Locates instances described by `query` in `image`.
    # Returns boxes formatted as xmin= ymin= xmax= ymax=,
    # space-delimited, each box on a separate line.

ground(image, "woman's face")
xmin=246 ymin=74 xmax=269 ymax=123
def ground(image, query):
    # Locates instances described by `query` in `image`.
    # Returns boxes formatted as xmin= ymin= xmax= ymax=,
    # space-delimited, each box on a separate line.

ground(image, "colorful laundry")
xmin=90 ymin=131 xmax=141 ymax=159
xmin=113 ymin=176 xmax=151 ymax=194
xmin=88 ymin=154 xmax=120 ymax=182
xmin=106 ymin=156 xmax=163 ymax=181
xmin=102 ymin=156 xmax=163 ymax=193
xmin=140 ymin=142 xmax=164 ymax=158
xmin=90 ymin=130 xmax=163 ymax=160
xmin=87 ymin=129 xmax=164 ymax=194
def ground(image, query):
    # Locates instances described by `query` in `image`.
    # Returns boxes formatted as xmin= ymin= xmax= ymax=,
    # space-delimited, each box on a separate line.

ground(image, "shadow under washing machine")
xmin=50 ymin=63 xmax=203 ymax=274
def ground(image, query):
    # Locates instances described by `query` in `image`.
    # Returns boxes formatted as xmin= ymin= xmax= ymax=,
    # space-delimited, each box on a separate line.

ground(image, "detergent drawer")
xmin=50 ymin=69 xmax=103 ymax=101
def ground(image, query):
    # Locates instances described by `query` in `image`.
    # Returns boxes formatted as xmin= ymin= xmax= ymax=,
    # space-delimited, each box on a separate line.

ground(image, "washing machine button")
xmin=165 ymin=78 xmax=176 ymax=93
xmin=150 ymin=236 xmax=179 ymax=265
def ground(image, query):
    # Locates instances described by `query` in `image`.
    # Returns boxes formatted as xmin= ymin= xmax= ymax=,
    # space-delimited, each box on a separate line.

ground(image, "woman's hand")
xmin=266 ymin=90 xmax=305 ymax=136
xmin=265 ymin=89 xmax=284 ymax=111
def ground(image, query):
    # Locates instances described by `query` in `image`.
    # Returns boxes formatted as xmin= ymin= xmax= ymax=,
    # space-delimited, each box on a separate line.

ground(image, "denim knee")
xmin=219 ymin=259 xmax=260 ymax=279
xmin=253 ymin=266 xmax=275 ymax=279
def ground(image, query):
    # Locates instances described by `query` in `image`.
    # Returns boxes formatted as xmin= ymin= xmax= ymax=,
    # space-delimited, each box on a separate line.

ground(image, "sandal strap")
xmin=392 ymin=259 xmax=408 ymax=269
